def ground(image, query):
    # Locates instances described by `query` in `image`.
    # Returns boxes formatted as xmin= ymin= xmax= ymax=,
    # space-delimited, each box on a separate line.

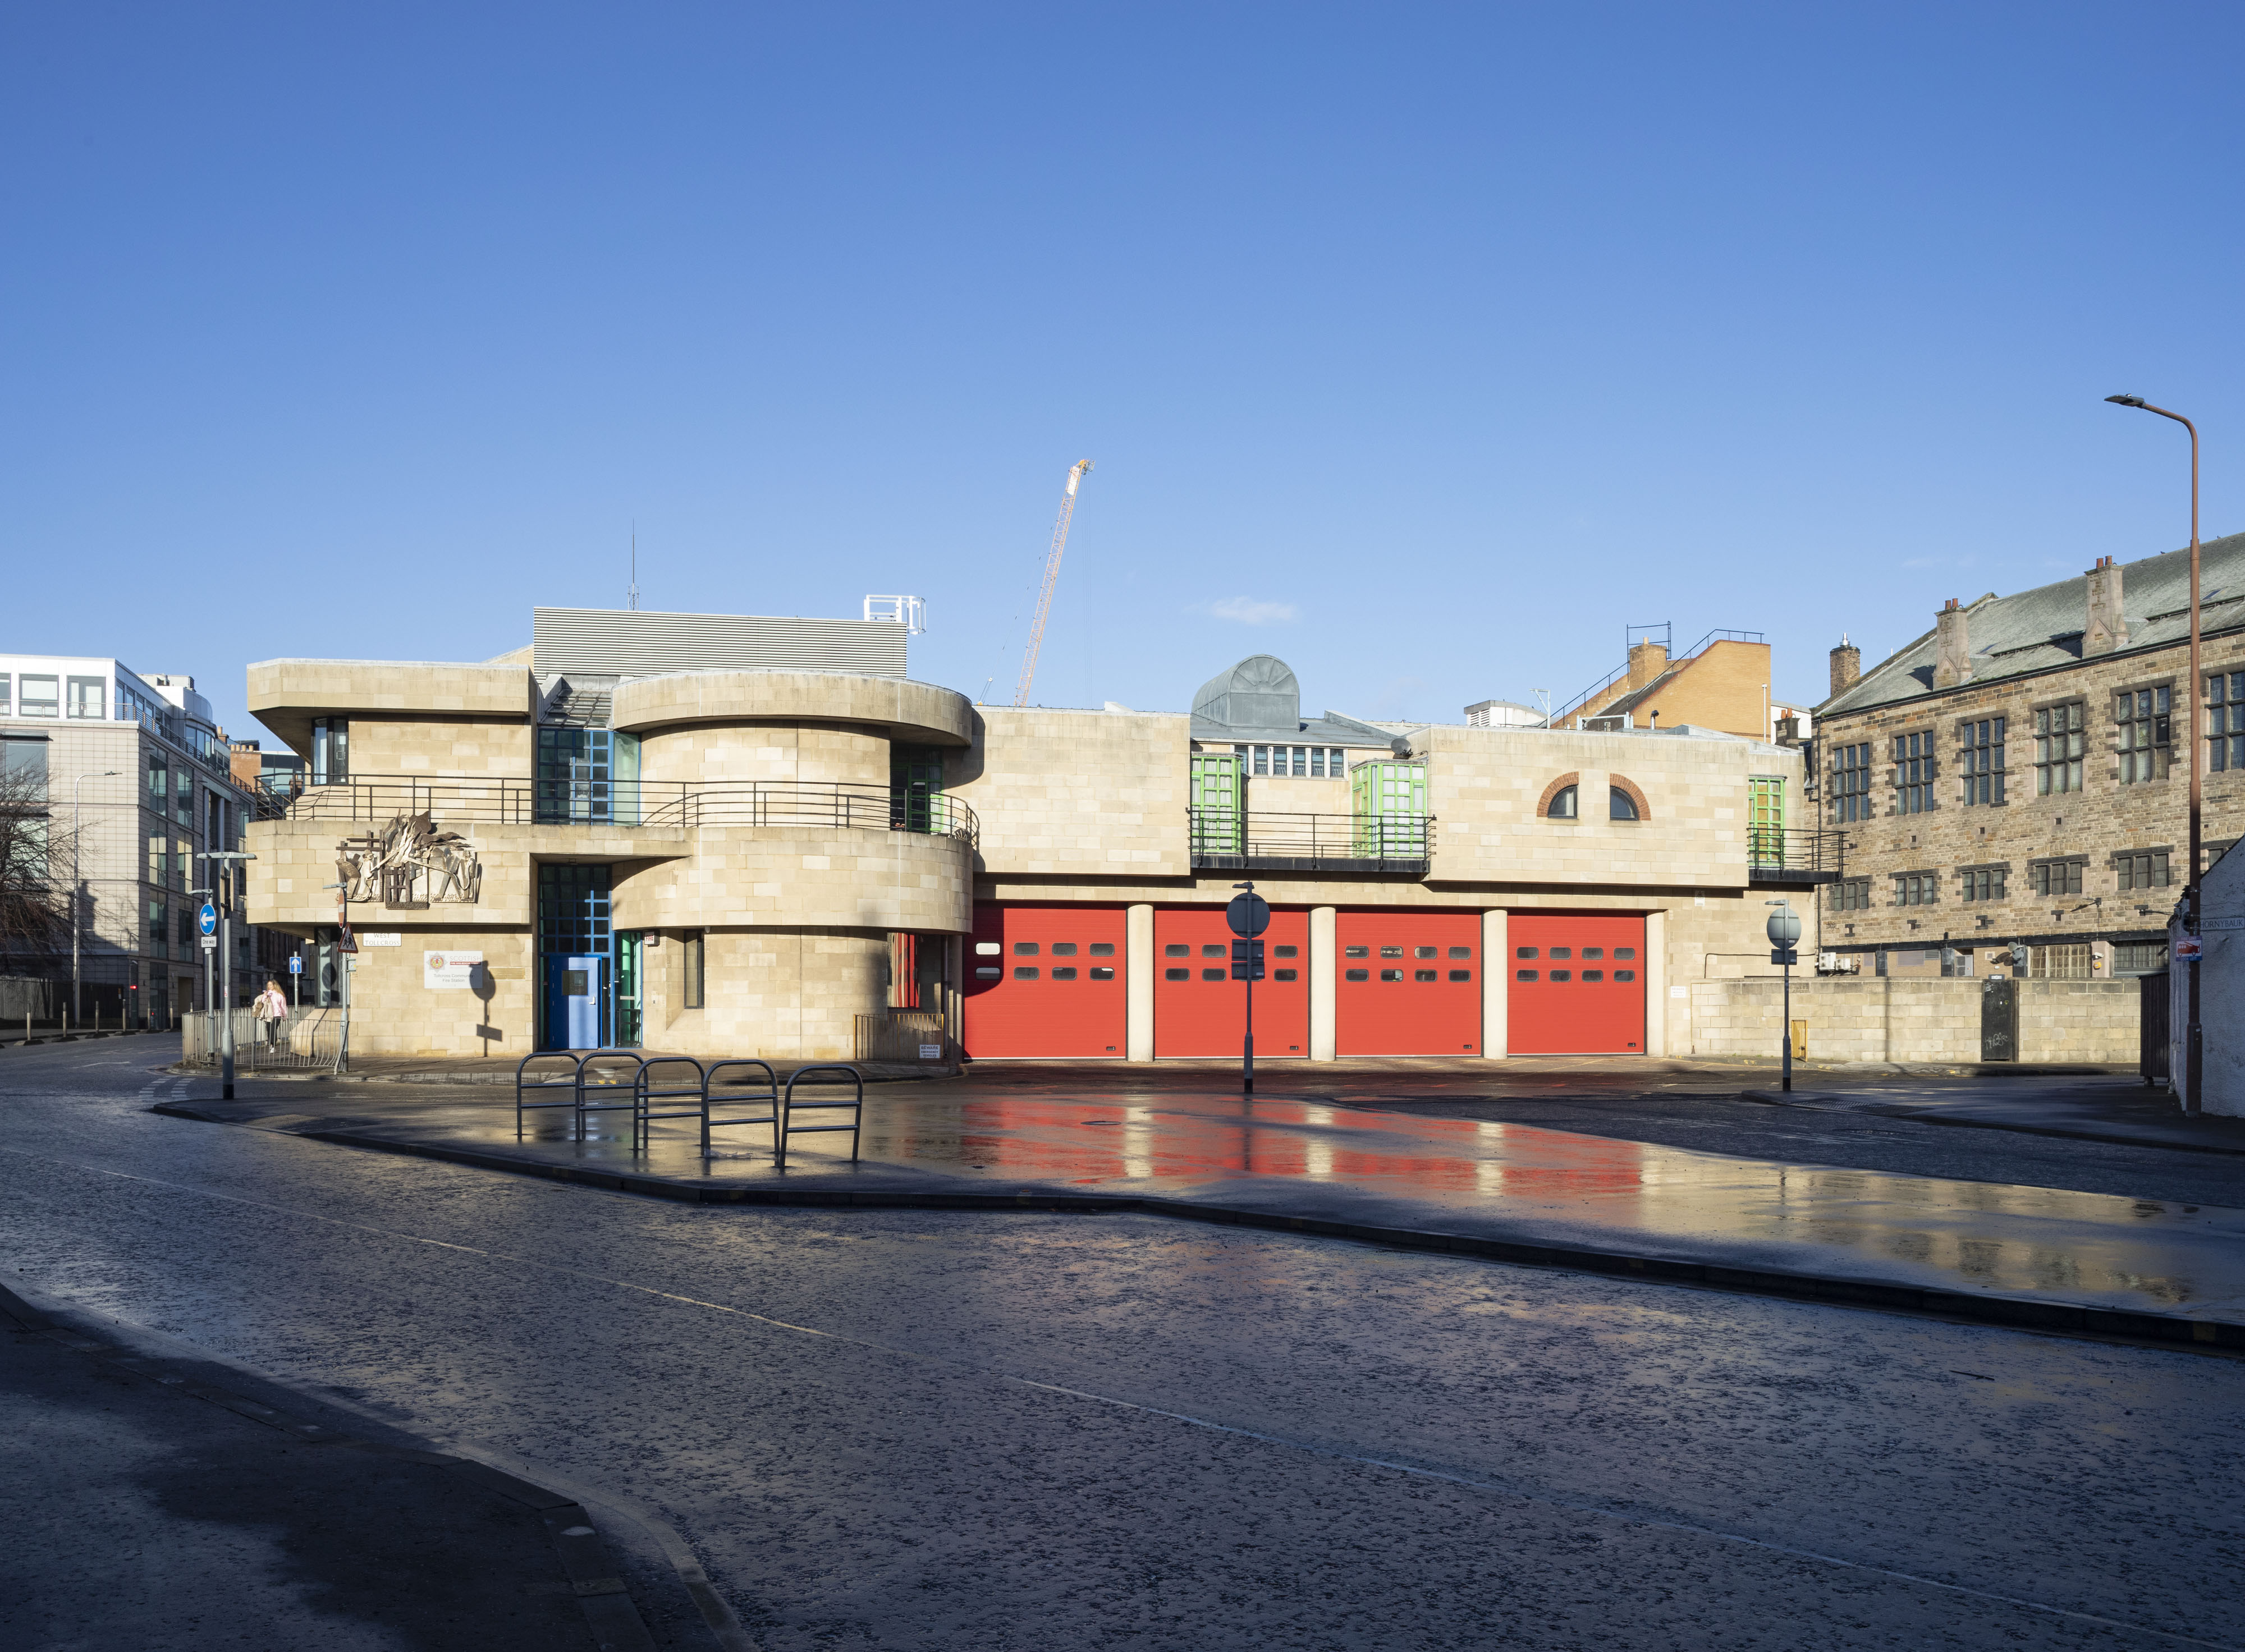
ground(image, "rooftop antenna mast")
xmin=628 ymin=522 xmax=639 ymax=612
xmin=1014 ymin=460 xmax=1093 ymax=708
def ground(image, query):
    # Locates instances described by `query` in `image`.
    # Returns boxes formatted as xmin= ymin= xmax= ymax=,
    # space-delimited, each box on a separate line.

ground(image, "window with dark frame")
xmin=1546 ymin=784 xmax=1578 ymax=819
xmin=1892 ymin=871 xmax=1938 ymax=906
xmin=1831 ymin=741 xmax=1873 ymax=823
xmin=1958 ymin=866 xmax=2006 ymax=902
xmin=1958 ymin=718 xmax=2005 ymax=805
xmin=1829 ymin=878 xmax=1871 ymax=912
xmin=2115 ymin=850 xmax=2171 ymax=891
xmin=2035 ymin=703 xmax=2085 ymax=793
xmin=2207 ymin=672 xmax=2245 ymax=772
xmin=1893 ymin=732 xmax=1935 ymax=813
xmin=2115 ymin=687 xmax=2171 ymax=783
xmin=2029 ymin=859 xmax=2086 ymax=897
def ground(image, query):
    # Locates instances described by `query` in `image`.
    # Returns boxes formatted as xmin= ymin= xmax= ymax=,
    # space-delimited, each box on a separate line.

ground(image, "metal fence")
xmin=184 ymin=1008 xmax=345 ymax=1071
xmin=1747 ymin=826 xmax=1846 ymax=882
xmin=1188 ymin=809 xmax=1435 ymax=872
xmin=281 ymin=775 xmax=977 ymax=846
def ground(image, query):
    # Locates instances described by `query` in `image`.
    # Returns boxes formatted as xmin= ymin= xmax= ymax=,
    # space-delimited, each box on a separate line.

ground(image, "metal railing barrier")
xmin=633 ymin=1056 xmax=706 ymax=1150
xmin=780 ymin=1064 xmax=865 ymax=1167
xmin=516 ymin=1052 xmax=583 ymax=1139
xmin=576 ymin=1050 xmax=647 ymax=1144
xmin=701 ymin=1060 xmax=782 ymax=1160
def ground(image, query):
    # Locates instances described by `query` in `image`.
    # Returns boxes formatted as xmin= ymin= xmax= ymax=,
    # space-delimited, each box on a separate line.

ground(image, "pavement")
xmin=8 ymin=1036 xmax=2245 ymax=1650
xmin=152 ymin=1060 xmax=2245 ymax=1349
xmin=0 ymin=1279 xmax=693 ymax=1652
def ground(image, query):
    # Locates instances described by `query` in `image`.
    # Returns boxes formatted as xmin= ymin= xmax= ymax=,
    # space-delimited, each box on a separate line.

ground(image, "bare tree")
xmin=0 ymin=762 xmax=78 ymax=971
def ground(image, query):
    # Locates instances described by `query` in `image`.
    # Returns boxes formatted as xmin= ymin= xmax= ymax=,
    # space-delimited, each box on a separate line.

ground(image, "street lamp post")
xmin=2105 ymin=394 xmax=2202 ymax=1114
xmin=69 ymin=770 xmax=120 ymax=1030
xmin=1767 ymin=900 xmax=1802 ymax=1091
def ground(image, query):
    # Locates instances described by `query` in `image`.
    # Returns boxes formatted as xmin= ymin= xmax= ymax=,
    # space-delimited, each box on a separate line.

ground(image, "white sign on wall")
xmin=361 ymin=933 xmax=404 ymax=948
xmin=424 ymin=951 xmax=485 ymax=990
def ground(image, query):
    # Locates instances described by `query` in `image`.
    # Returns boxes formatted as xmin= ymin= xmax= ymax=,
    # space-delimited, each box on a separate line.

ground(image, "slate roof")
xmin=1817 ymin=531 xmax=2245 ymax=719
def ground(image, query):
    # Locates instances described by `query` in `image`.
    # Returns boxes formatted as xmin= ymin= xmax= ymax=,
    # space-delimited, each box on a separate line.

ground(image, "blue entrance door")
xmin=543 ymin=955 xmax=608 ymax=1049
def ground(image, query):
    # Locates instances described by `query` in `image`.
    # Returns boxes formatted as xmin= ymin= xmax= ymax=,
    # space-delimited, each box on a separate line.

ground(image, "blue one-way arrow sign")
xmin=197 ymin=902 xmax=218 ymax=937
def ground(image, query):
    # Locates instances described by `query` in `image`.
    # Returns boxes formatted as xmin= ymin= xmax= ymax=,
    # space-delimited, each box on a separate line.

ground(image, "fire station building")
xmin=241 ymin=606 xmax=1811 ymax=1062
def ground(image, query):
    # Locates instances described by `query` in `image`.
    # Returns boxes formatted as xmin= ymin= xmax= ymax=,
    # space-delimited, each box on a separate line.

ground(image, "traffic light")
xmin=1230 ymin=939 xmax=1265 ymax=980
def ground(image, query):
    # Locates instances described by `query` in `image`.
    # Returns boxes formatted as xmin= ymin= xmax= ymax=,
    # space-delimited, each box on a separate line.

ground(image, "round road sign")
xmin=197 ymin=902 xmax=218 ymax=937
xmin=1226 ymin=892 xmax=1271 ymax=937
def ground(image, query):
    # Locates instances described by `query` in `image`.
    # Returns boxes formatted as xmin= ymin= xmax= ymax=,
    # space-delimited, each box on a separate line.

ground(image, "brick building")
xmin=1550 ymin=626 xmax=1807 ymax=741
xmin=1811 ymin=533 xmax=2245 ymax=979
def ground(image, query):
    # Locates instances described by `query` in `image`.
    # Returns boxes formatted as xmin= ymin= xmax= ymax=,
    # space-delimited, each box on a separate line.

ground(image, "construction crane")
xmin=1013 ymin=458 xmax=1093 ymax=707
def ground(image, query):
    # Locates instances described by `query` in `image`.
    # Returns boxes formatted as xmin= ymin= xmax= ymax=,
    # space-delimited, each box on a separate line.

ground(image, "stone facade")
xmin=1814 ymin=538 xmax=2245 ymax=976
xmin=240 ymin=621 xmax=1808 ymax=1061
xmin=1685 ymin=976 xmax=2140 ymax=1065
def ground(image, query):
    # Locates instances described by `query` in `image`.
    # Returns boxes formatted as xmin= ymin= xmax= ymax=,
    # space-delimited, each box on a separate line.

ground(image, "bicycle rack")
xmin=576 ymin=1049 xmax=647 ymax=1145
xmin=780 ymin=1064 xmax=865 ymax=1167
xmin=516 ymin=1052 xmax=583 ymax=1140
xmin=701 ymin=1059 xmax=781 ymax=1160
xmin=634 ymin=1056 xmax=706 ymax=1152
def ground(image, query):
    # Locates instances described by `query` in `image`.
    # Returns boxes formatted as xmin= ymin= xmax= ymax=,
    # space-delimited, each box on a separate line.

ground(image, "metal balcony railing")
xmin=279 ymin=775 xmax=978 ymax=846
xmin=1747 ymin=825 xmax=1845 ymax=887
xmin=1189 ymin=809 xmax=1433 ymax=874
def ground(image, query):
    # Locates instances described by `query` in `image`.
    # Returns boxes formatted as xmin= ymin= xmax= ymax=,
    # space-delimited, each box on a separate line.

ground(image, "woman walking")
xmin=251 ymin=979 xmax=290 ymax=1050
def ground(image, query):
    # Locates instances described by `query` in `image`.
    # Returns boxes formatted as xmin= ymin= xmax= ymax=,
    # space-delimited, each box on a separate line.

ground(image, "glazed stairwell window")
xmin=2034 ymin=703 xmax=2084 ymax=794
xmin=681 ymin=930 xmax=705 ymax=1008
xmin=1831 ymin=741 xmax=1873 ymax=823
xmin=1893 ymin=732 xmax=1934 ymax=814
xmin=310 ymin=717 xmax=350 ymax=786
xmin=2208 ymin=673 xmax=2245 ymax=772
xmin=2115 ymin=687 xmax=2171 ymax=784
xmin=1958 ymin=718 xmax=2005 ymax=805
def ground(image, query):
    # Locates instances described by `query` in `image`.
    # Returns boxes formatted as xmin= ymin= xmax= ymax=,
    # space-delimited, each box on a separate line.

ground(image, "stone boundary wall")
xmin=1687 ymin=976 xmax=2141 ymax=1064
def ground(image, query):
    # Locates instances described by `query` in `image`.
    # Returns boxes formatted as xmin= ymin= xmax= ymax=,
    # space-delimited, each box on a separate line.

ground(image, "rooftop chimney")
xmin=1934 ymin=598 xmax=1972 ymax=689
xmin=1626 ymin=638 xmax=1669 ymax=689
xmin=2084 ymin=555 xmax=2128 ymax=656
xmin=1829 ymin=635 xmax=1861 ymax=697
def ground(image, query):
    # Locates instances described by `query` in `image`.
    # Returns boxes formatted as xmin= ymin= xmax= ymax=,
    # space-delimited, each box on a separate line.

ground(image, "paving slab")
xmin=1741 ymin=1079 xmax=2245 ymax=1155
xmin=153 ymin=1072 xmax=2245 ymax=1350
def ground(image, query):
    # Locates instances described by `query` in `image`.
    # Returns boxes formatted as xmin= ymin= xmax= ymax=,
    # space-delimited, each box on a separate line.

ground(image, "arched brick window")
xmin=1607 ymin=774 xmax=1650 ymax=821
xmin=1538 ymin=772 xmax=1580 ymax=819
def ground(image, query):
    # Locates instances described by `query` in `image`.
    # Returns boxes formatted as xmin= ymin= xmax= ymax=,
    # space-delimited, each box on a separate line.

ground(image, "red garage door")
xmin=1154 ymin=906 xmax=1309 ymax=1058
xmin=1507 ymin=914 xmax=1646 ymax=1054
xmin=963 ymin=904 xmax=1126 ymax=1058
xmin=1335 ymin=911 xmax=1482 ymax=1056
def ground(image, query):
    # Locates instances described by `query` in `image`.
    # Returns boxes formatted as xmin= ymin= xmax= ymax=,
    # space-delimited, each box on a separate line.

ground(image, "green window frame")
xmin=1190 ymin=750 xmax=1243 ymax=853
xmin=1350 ymin=760 xmax=1427 ymax=857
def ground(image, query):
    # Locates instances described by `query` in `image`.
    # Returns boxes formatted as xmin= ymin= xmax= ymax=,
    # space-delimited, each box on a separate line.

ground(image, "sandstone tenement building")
xmin=1812 ymin=533 xmax=2245 ymax=979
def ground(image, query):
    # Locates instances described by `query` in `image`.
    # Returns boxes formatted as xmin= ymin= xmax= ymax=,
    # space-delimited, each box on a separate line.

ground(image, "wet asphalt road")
xmin=3 ymin=1039 xmax=2242 ymax=1651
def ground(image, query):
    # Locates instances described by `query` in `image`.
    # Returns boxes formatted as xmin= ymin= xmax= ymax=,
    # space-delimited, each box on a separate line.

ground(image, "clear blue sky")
xmin=6 ymin=4 xmax=2240 ymax=746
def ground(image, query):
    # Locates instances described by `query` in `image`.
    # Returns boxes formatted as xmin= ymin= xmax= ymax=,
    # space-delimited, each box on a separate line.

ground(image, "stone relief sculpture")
xmin=338 ymin=813 xmax=484 ymax=907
